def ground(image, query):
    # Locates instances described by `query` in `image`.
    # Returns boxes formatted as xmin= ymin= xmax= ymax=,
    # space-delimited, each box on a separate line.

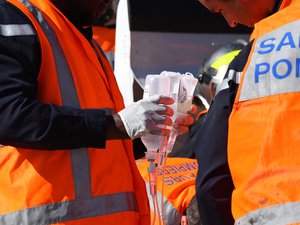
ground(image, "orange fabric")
xmin=92 ymin=26 xmax=115 ymax=52
xmin=228 ymin=0 xmax=300 ymax=220
xmin=196 ymin=109 xmax=208 ymax=121
xmin=56 ymin=213 xmax=141 ymax=225
xmin=136 ymin=157 xmax=197 ymax=224
xmin=2 ymin=0 xmax=149 ymax=224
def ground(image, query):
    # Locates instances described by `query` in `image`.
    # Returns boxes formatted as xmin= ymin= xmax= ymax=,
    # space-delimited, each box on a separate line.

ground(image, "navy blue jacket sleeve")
xmin=194 ymin=42 xmax=253 ymax=225
xmin=0 ymin=2 xmax=108 ymax=149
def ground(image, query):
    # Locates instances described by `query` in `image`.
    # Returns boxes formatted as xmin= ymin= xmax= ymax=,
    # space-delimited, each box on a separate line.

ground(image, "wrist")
xmin=112 ymin=113 xmax=127 ymax=134
xmin=106 ymin=114 xmax=129 ymax=139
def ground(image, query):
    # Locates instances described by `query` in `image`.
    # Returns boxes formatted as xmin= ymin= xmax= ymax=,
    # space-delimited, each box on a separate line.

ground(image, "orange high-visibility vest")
xmin=92 ymin=26 xmax=115 ymax=67
xmin=93 ymin=26 xmax=115 ymax=52
xmin=228 ymin=0 xmax=300 ymax=224
xmin=0 ymin=0 xmax=150 ymax=224
xmin=136 ymin=158 xmax=197 ymax=225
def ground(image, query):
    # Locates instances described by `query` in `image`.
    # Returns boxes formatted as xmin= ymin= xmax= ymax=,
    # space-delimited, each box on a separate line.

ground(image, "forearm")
xmin=107 ymin=113 xmax=129 ymax=140
xmin=0 ymin=100 xmax=124 ymax=149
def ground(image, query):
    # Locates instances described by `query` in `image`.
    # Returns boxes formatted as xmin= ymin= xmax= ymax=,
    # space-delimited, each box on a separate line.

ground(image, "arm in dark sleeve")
xmin=193 ymin=42 xmax=253 ymax=225
xmin=194 ymin=89 xmax=235 ymax=225
xmin=0 ymin=2 xmax=125 ymax=150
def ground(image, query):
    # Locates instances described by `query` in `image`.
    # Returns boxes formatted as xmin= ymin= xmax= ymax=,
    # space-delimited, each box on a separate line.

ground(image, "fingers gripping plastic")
xmin=118 ymin=95 xmax=173 ymax=139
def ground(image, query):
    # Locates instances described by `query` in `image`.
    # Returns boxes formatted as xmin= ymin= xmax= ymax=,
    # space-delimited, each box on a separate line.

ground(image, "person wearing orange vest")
xmin=93 ymin=25 xmax=115 ymax=67
xmin=0 ymin=0 xmax=195 ymax=224
xmin=136 ymin=157 xmax=201 ymax=225
xmin=193 ymin=0 xmax=300 ymax=224
xmin=169 ymin=39 xmax=247 ymax=159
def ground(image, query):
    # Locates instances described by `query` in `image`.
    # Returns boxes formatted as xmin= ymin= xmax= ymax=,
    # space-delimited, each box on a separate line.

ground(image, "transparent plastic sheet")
xmin=143 ymin=72 xmax=197 ymax=225
xmin=141 ymin=74 xmax=170 ymax=159
xmin=142 ymin=74 xmax=170 ymax=225
xmin=163 ymin=72 xmax=198 ymax=156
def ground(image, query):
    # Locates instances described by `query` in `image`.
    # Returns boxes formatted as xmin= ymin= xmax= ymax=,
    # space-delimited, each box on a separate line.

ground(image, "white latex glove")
xmin=118 ymin=94 xmax=174 ymax=139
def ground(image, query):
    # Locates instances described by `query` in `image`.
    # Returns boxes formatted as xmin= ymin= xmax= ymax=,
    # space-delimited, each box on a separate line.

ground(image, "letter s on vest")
xmin=240 ymin=20 xmax=300 ymax=101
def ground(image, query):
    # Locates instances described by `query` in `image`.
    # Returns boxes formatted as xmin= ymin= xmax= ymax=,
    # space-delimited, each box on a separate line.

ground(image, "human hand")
xmin=181 ymin=215 xmax=188 ymax=225
xmin=173 ymin=105 xmax=196 ymax=135
xmin=117 ymin=95 xmax=174 ymax=139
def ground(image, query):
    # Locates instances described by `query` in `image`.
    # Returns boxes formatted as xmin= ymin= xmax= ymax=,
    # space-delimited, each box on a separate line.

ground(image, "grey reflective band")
xmin=239 ymin=20 xmax=300 ymax=102
xmin=91 ymin=39 xmax=115 ymax=66
xmin=235 ymin=201 xmax=300 ymax=225
xmin=92 ymin=38 xmax=107 ymax=59
xmin=18 ymin=0 xmax=80 ymax=108
xmin=18 ymin=0 xmax=92 ymax=200
xmin=70 ymin=148 xmax=92 ymax=198
xmin=215 ymin=69 xmax=241 ymax=95
xmin=91 ymin=39 xmax=116 ymax=83
xmin=0 ymin=24 xmax=36 ymax=36
xmin=145 ymin=183 xmax=181 ymax=225
xmin=0 ymin=192 xmax=138 ymax=225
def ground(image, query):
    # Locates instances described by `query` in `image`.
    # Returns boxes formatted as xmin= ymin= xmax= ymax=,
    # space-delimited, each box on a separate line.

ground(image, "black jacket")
xmin=194 ymin=41 xmax=254 ymax=225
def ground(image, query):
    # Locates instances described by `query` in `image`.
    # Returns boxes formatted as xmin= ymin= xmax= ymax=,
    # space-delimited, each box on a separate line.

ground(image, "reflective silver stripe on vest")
xmin=91 ymin=39 xmax=115 ymax=68
xmin=0 ymin=0 xmax=138 ymax=224
xmin=216 ymin=69 xmax=241 ymax=94
xmin=0 ymin=192 xmax=138 ymax=225
xmin=239 ymin=19 xmax=300 ymax=102
xmin=145 ymin=183 xmax=181 ymax=225
xmin=235 ymin=201 xmax=300 ymax=225
xmin=91 ymin=39 xmax=107 ymax=59
xmin=0 ymin=24 xmax=36 ymax=36
xmin=18 ymin=0 xmax=92 ymax=200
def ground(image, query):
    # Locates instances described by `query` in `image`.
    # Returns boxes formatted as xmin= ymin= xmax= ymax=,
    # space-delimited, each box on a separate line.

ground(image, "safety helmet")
xmin=194 ymin=39 xmax=247 ymax=107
